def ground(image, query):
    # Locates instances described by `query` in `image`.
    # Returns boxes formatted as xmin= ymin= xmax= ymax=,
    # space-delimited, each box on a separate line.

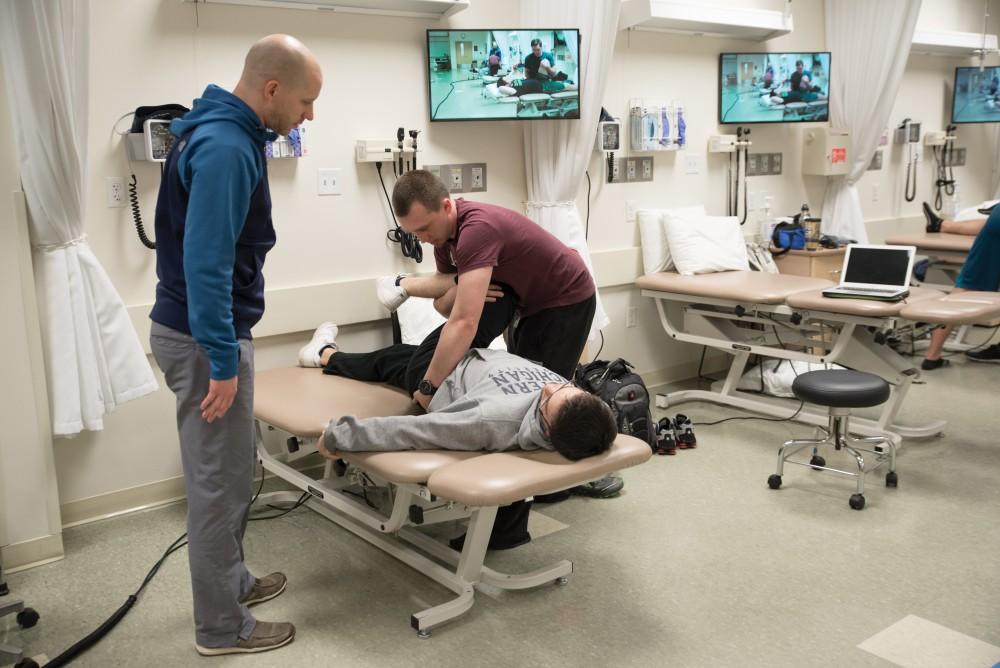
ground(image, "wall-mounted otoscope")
xmin=730 ymin=127 xmax=751 ymax=224
xmin=895 ymin=118 xmax=921 ymax=203
xmin=409 ymin=129 xmax=420 ymax=170
xmin=397 ymin=127 xmax=405 ymax=175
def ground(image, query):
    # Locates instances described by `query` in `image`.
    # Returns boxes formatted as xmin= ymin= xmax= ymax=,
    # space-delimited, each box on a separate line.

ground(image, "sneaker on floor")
xmin=568 ymin=474 xmax=624 ymax=498
xmin=240 ymin=572 xmax=287 ymax=607
xmin=195 ymin=621 xmax=296 ymax=656
xmin=297 ymin=322 xmax=338 ymax=368
xmin=376 ymin=275 xmax=409 ymax=312
xmin=922 ymin=201 xmax=943 ymax=233
xmin=921 ymin=357 xmax=950 ymax=370
xmin=966 ymin=343 xmax=1000 ymax=363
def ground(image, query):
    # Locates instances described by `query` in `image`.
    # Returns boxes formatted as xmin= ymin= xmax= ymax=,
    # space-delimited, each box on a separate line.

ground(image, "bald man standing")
xmin=149 ymin=35 xmax=322 ymax=655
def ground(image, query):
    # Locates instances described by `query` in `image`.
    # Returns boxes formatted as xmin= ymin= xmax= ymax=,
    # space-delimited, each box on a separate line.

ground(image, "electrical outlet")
xmin=867 ymin=151 xmax=883 ymax=171
xmin=771 ymin=153 xmax=782 ymax=175
xmin=450 ymin=167 xmax=463 ymax=190
xmin=626 ymin=158 xmax=637 ymax=182
xmin=684 ymin=155 xmax=699 ymax=175
xmin=609 ymin=159 xmax=623 ymax=184
xmin=759 ymin=153 xmax=770 ymax=174
xmin=470 ymin=166 xmax=484 ymax=189
xmin=106 ymin=176 xmax=125 ymax=208
xmin=951 ymin=147 xmax=967 ymax=166
xmin=872 ymin=182 xmax=879 ymax=202
xmin=317 ymin=168 xmax=341 ymax=196
xmin=639 ymin=157 xmax=653 ymax=181
xmin=626 ymin=199 xmax=637 ymax=223
xmin=626 ymin=306 xmax=638 ymax=328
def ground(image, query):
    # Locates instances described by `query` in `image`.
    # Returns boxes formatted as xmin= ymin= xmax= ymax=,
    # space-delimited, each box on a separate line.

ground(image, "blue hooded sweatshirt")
xmin=150 ymin=84 xmax=277 ymax=380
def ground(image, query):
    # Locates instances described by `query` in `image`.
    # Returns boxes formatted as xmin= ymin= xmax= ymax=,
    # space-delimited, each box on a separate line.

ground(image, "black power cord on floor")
xmin=695 ymin=401 xmax=805 ymax=427
xmin=38 ymin=461 xmax=306 ymax=667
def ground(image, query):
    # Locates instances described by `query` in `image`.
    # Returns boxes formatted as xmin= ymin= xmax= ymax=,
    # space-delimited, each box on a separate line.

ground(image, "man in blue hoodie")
xmin=149 ymin=34 xmax=322 ymax=656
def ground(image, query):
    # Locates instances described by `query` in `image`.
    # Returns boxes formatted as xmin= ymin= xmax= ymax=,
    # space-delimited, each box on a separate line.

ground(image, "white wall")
xmin=5 ymin=0 xmax=998 ymax=538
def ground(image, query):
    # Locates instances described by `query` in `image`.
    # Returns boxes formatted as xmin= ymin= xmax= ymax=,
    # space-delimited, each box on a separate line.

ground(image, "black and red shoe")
xmin=674 ymin=414 xmax=697 ymax=449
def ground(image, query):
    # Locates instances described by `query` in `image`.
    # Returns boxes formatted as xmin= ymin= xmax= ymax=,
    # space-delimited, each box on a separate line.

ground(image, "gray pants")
xmin=150 ymin=322 xmax=257 ymax=648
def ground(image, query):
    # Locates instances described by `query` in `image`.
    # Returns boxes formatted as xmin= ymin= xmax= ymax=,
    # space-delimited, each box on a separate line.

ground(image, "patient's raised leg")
xmin=377 ymin=273 xmax=458 ymax=312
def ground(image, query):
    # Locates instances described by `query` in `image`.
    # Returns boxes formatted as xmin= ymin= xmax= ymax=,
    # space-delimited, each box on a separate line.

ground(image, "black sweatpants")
xmin=324 ymin=289 xmax=597 ymax=547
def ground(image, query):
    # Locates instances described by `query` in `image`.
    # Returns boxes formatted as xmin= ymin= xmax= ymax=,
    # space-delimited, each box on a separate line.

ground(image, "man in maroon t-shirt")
xmin=381 ymin=170 xmax=597 ymax=407
xmin=368 ymin=170 xmax=621 ymax=549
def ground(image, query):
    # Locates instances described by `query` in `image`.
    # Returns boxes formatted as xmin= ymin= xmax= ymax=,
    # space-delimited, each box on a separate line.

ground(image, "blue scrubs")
xmin=956 ymin=207 xmax=1000 ymax=291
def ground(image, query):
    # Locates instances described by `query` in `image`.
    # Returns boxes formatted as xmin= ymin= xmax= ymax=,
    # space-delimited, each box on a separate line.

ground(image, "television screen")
xmin=719 ymin=52 xmax=831 ymax=124
xmin=427 ymin=29 xmax=581 ymax=121
xmin=952 ymin=66 xmax=1000 ymax=123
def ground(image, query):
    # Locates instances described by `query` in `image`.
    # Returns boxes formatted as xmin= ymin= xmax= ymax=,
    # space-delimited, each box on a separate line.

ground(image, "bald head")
xmin=234 ymin=34 xmax=323 ymax=136
xmin=240 ymin=34 xmax=319 ymax=89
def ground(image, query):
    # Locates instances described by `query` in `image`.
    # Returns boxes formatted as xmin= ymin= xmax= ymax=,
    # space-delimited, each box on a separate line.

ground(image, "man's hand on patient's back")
xmin=201 ymin=376 xmax=238 ymax=423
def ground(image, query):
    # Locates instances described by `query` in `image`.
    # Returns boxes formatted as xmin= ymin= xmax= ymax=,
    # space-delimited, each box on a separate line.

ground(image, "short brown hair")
xmin=391 ymin=170 xmax=449 ymax=217
xmin=548 ymin=393 xmax=617 ymax=461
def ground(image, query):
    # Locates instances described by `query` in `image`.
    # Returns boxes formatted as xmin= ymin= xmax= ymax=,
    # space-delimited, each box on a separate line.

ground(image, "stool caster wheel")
xmin=767 ymin=474 xmax=782 ymax=490
xmin=885 ymin=471 xmax=898 ymax=487
xmin=417 ymin=629 xmax=431 ymax=640
xmin=16 ymin=608 xmax=39 ymax=629
xmin=810 ymin=455 xmax=826 ymax=469
xmin=555 ymin=576 xmax=569 ymax=586
xmin=15 ymin=660 xmax=40 ymax=668
xmin=849 ymin=494 xmax=865 ymax=510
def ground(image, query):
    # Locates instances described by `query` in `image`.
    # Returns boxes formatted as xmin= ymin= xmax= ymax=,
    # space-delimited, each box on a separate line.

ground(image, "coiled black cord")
xmin=932 ymin=144 xmax=955 ymax=211
xmin=129 ymin=174 xmax=155 ymax=250
xmin=376 ymin=162 xmax=422 ymax=263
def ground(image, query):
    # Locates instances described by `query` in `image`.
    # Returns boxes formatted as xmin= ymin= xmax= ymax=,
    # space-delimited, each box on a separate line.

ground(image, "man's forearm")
xmin=400 ymin=273 xmax=456 ymax=299
xmin=422 ymin=317 xmax=477 ymax=386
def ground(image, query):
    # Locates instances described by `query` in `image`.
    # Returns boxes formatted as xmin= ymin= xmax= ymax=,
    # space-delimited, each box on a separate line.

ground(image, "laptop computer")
xmin=821 ymin=244 xmax=916 ymax=301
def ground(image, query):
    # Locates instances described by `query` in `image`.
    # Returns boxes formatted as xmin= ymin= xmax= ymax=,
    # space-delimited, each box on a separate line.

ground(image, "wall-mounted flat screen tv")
xmin=952 ymin=66 xmax=1000 ymax=123
xmin=427 ymin=29 xmax=581 ymax=121
xmin=719 ymin=52 xmax=831 ymax=124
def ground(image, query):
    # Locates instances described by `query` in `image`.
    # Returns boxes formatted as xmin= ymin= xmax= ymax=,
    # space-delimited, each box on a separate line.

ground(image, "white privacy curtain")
xmin=0 ymin=0 xmax=157 ymax=437
xmin=520 ymin=0 xmax=620 ymax=339
xmin=821 ymin=0 xmax=921 ymax=242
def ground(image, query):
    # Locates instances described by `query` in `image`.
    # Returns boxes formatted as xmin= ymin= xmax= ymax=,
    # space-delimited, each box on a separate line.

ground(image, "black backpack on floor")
xmin=574 ymin=358 xmax=656 ymax=451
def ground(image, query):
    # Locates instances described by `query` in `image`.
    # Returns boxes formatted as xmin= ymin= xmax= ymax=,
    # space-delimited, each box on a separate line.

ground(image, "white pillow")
xmin=637 ymin=205 xmax=705 ymax=274
xmin=396 ymin=297 xmax=506 ymax=351
xmin=662 ymin=213 xmax=750 ymax=276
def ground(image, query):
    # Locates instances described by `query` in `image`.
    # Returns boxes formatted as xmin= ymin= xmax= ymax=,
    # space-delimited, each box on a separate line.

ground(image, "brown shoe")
xmin=196 ymin=621 xmax=296 ymax=656
xmin=240 ymin=572 xmax=287 ymax=607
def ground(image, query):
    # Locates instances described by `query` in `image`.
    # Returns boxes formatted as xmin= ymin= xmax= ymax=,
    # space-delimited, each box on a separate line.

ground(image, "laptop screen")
xmin=843 ymin=247 xmax=912 ymax=286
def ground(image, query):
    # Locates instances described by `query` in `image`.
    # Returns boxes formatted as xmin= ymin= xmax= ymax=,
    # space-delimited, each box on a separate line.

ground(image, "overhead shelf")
xmin=911 ymin=29 xmax=999 ymax=57
xmin=619 ymin=0 xmax=793 ymax=42
xmin=184 ymin=0 xmax=469 ymax=19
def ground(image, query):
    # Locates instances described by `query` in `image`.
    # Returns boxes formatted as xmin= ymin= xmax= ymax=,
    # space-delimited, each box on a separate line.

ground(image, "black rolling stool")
xmin=767 ymin=369 xmax=897 ymax=510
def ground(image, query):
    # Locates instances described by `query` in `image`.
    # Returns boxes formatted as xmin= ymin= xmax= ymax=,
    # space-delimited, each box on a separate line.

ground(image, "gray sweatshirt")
xmin=322 ymin=348 xmax=567 ymax=453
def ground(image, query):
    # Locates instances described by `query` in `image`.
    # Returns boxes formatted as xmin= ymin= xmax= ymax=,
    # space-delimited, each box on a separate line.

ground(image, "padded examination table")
xmin=253 ymin=367 xmax=651 ymax=636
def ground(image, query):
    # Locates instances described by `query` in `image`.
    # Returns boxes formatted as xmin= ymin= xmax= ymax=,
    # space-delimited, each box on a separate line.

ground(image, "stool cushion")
xmin=791 ymin=370 xmax=890 ymax=408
